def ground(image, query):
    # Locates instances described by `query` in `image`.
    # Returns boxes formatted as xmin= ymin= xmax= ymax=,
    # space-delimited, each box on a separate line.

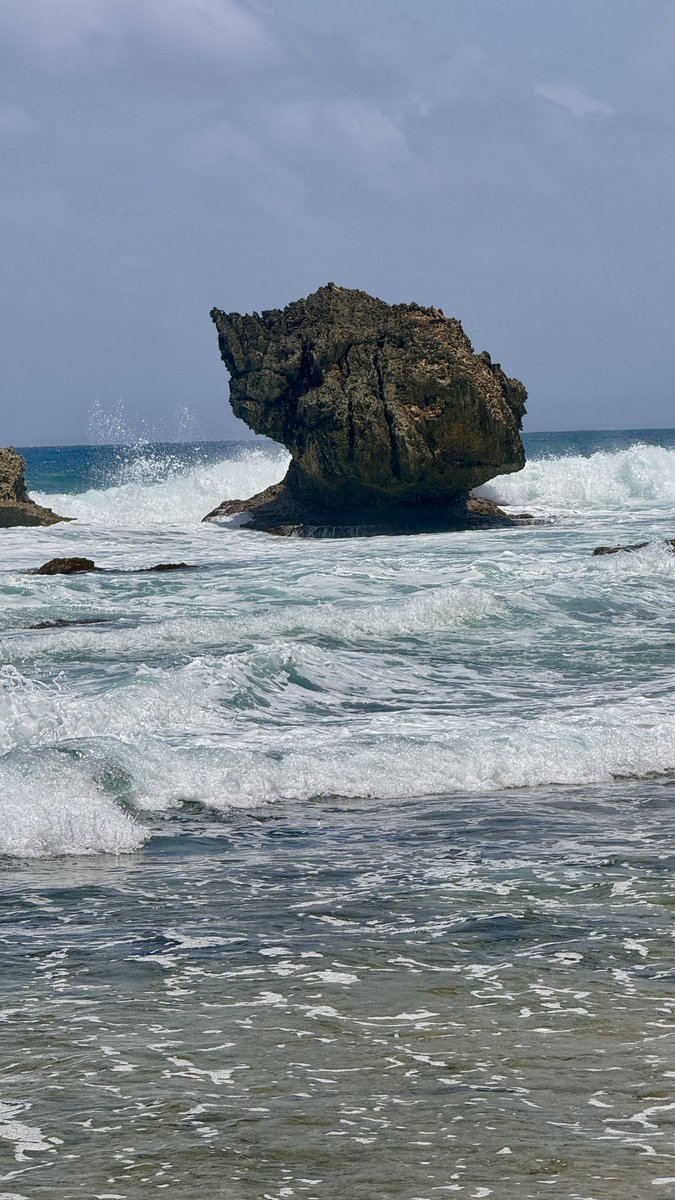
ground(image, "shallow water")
xmin=0 ymin=431 xmax=674 ymax=1197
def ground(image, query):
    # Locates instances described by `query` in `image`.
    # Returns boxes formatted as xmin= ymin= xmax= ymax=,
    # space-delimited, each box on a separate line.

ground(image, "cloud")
xmin=183 ymin=96 xmax=409 ymax=217
xmin=271 ymin=99 xmax=410 ymax=173
xmin=137 ymin=0 xmax=274 ymax=62
xmin=0 ymin=0 xmax=111 ymax=53
xmin=0 ymin=0 xmax=273 ymax=62
xmin=535 ymin=83 xmax=613 ymax=119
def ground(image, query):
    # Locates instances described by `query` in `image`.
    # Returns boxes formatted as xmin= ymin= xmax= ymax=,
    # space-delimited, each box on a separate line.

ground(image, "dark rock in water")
xmin=593 ymin=539 xmax=675 ymax=556
xmin=142 ymin=562 xmax=195 ymax=572
xmin=0 ymin=447 xmax=68 ymax=527
xmin=206 ymin=489 xmax=520 ymax=538
xmin=28 ymin=617 xmax=110 ymax=629
xmin=207 ymin=284 xmax=527 ymax=536
xmin=30 ymin=558 xmax=197 ymax=575
xmin=592 ymin=542 xmax=649 ymax=556
xmin=33 ymin=557 xmax=97 ymax=574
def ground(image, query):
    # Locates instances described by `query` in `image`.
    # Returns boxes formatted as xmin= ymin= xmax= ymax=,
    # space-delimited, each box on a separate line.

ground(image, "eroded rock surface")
xmin=33 ymin=557 xmax=96 ymax=574
xmin=207 ymin=285 xmax=527 ymax=536
xmin=593 ymin=539 xmax=675 ymax=556
xmin=0 ymin=447 xmax=66 ymax=527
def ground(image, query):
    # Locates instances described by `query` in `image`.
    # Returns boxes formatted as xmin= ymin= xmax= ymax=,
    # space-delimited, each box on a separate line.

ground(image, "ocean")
xmin=1 ymin=429 xmax=674 ymax=1199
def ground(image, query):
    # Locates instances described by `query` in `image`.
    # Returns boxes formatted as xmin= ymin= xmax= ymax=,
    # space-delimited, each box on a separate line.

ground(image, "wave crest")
xmin=34 ymin=444 xmax=289 ymax=527
xmin=477 ymin=443 xmax=675 ymax=512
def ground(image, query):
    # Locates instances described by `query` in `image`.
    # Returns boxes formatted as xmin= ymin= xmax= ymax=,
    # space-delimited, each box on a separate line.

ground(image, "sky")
xmin=1 ymin=0 xmax=674 ymax=444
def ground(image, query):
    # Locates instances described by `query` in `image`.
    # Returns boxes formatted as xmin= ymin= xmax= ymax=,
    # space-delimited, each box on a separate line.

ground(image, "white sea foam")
xmin=292 ymin=584 xmax=506 ymax=638
xmin=136 ymin=700 xmax=675 ymax=810
xmin=1 ymin=713 xmax=673 ymax=854
xmin=0 ymin=1101 xmax=53 ymax=1162
xmin=2 ymin=583 xmax=507 ymax=666
xmin=2 ymin=646 xmax=674 ymax=856
xmin=2 ymin=437 xmax=674 ymax=857
xmin=476 ymin=443 xmax=675 ymax=512
xmin=33 ymin=444 xmax=289 ymax=527
xmin=5 ymin=535 xmax=674 ymax=675
xmin=0 ymin=749 xmax=146 ymax=858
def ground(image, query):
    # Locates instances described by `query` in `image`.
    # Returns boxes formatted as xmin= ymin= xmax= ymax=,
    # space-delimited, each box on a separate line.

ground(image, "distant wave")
xmin=34 ymin=444 xmax=290 ymax=527
xmin=476 ymin=443 xmax=675 ymax=512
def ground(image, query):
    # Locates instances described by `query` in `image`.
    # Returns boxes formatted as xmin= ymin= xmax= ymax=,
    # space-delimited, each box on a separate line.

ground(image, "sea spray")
xmin=477 ymin=441 xmax=675 ymax=512
xmin=33 ymin=442 xmax=289 ymax=527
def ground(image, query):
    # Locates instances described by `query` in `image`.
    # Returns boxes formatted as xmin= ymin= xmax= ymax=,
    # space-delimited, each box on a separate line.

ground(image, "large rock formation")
xmin=206 ymin=284 xmax=527 ymax=535
xmin=0 ymin=447 xmax=66 ymax=527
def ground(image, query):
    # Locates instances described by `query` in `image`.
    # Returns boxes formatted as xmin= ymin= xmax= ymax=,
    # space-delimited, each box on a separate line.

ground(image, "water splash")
xmin=34 ymin=443 xmax=289 ymax=526
xmin=477 ymin=443 xmax=675 ymax=512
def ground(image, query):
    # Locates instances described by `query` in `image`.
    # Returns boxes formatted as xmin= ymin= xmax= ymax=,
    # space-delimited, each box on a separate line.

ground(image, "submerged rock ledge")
xmin=30 ymin=558 xmax=196 ymax=575
xmin=592 ymin=539 xmax=675 ymax=556
xmin=206 ymin=284 xmax=527 ymax=537
xmin=204 ymin=486 xmax=518 ymax=538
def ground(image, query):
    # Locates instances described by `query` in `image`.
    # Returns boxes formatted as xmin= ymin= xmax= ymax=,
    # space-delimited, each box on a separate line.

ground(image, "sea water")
xmin=0 ymin=430 xmax=674 ymax=1199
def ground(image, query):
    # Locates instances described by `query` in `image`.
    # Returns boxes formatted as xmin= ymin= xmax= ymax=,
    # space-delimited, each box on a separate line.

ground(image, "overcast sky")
xmin=1 ymin=0 xmax=674 ymax=444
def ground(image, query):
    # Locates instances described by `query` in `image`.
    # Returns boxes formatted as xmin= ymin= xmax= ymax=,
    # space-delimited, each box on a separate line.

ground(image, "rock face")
xmin=0 ymin=447 xmax=66 ymax=527
xmin=207 ymin=284 xmax=527 ymax=535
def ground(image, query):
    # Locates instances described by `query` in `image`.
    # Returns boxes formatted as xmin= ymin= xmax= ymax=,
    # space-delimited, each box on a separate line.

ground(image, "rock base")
xmin=204 ymin=483 xmax=527 ymax=538
xmin=0 ymin=447 xmax=67 ymax=527
xmin=0 ymin=503 xmax=66 ymax=527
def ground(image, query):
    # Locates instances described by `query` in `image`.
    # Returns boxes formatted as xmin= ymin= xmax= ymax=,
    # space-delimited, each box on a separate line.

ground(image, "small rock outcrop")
xmin=0 ymin=447 xmax=66 ymax=527
xmin=30 ymin=558 xmax=197 ymax=575
xmin=34 ymin=557 xmax=96 ymax=574
xmin=206 ymin=284 xmax=527 ymax=536
xmin=28 ymin=617 xmax=110 ymax=629
xmin=144 ymin=562 xmax=195 ymax=572
xmin=593 ymin=539 xmax=675 ymax=556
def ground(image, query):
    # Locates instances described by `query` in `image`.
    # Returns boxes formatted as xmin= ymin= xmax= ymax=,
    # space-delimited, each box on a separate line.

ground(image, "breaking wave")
xmin=3 ymin=432 xmax=674 ymax=858
xmin=0 ymin=748 xmax=145 ymax=858
xmin=30 ymin=441 xmax=675 ymax=527
xmin=477 ymin=443 xmax=675 ymax=512
xmin=34 ymin=443 xmax=289 ymax=527
xmin=2 ymin=653 xmax=674 ymax=857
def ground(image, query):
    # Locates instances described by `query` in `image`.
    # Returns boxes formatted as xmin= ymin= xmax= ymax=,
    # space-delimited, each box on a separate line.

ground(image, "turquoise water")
xmin=1 ymin=431 xmax=674 ymax=1198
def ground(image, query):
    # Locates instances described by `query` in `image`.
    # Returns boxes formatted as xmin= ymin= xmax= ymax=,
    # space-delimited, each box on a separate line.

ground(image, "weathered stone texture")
xmin=208 ymin=284 xmax=527 ymax=534
xmin=0 ymin=447 xmax=66 ymax=527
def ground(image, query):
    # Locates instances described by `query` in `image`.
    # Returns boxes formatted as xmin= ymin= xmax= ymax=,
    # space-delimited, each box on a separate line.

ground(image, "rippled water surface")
xmin=0 ymin=431 xmax=674 ymax=1198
